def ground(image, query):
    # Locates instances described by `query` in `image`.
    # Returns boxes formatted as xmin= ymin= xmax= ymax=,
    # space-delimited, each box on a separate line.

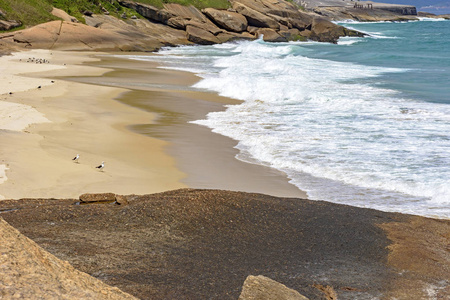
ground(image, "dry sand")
xmin=0 ymin=50 xmax=185 ymax=199
xmin=0 ymin=50 xmax=306 ymax=200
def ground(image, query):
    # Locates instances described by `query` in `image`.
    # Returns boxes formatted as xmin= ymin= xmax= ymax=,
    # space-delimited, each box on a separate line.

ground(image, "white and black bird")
xmin=96 ymin=161 xmax=105 ymax=171
xmin=72 ymin=154 xmax=80 ymax=163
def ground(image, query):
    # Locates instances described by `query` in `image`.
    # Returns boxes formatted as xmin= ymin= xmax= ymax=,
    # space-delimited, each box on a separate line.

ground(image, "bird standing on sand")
xmin=72 ymin=154 xmax=80 ymax=163
xmin=96 ymin=161 xmax=105 ymax=171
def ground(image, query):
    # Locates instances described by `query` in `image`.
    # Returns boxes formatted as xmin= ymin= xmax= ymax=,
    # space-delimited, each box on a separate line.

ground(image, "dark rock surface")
xmin=1 ymin=189 xmax=448 ymax=299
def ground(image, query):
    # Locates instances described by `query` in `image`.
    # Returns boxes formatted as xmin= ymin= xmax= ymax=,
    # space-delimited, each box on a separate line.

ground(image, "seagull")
xmin=72 ymin=154 xmax=80 ymax=163
xmin=96 ymin=161 xmax=105 ymax=171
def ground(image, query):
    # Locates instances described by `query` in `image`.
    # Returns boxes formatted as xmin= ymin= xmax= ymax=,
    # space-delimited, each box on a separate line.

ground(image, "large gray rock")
xmin=119 ymin=1 xmax=174 ymax=24
xmin=186 ymin=25 xmax=220 ymax=45
xmin=267 ymin=13 xmax=310 ymax=31
xmin=256 ymin=28 xmax=287 ymax=42
xmin=0 ymin=20 xmax=21 ymax=31
xmin=203 ymin=8 xmax=248 ymax=32
xmin=186 ymin=19 xmax=223 ymax=35
xmin=279 ymin=28 xmax=307 ymax=41
xmin=239 ymin=275 xmax=309 ymax=300
xmin=79 ymin=193 xmax=116 ymax=203
xmin=309 ymin=17 xmax=363 ymax=43
xmin=166 ymin=16 xmax=188 ymax=30
xmin=164 ymin=3 xmax=210 ymax=23
xmin=233 ymin=2 xmax=280 ymax=29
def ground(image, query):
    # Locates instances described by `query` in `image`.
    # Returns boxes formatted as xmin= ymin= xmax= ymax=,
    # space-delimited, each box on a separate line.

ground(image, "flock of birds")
xmin=24 ymin=57 xmax=51 ymax=64
xmin=72 ymin=154 xmax=105 ymax=171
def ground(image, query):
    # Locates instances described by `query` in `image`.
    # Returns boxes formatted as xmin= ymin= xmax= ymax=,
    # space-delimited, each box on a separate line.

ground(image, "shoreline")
xmin=0 ymin=49 xmax=306 ymax=200
xmin=63 ymin=53 xmax=307 ymax=199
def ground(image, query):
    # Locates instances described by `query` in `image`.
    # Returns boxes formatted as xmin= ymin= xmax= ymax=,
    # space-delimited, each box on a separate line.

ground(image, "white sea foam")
xmin=418 ymin=17 xmax=448 ymax=22
xmin=337 ymin=37 xmax=362 ymax=45
xmin=126 ymin=36 xmax=450 ymax=218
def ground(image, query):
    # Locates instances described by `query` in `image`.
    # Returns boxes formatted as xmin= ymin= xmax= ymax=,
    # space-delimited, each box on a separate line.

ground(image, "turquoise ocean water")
xmin=125 ymin=19 xmax=450 ymax=218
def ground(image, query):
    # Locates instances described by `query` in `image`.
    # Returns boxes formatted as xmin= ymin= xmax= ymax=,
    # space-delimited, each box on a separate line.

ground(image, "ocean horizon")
xmin=125 ymin=19 xmax=450 ymax=219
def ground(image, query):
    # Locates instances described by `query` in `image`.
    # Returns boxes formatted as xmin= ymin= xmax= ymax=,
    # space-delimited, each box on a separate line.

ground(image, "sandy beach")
xmin=0 ymin=49 xmax=306 ymax=200
xmin=0 ymin=50 xmax=185 ymax=199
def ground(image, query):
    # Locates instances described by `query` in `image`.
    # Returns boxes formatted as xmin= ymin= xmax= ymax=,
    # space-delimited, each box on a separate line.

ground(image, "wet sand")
xmin=64 ymin=53 xmax=307 ymax=198
xmin=0 ymin=50 xmax=305 ymax=200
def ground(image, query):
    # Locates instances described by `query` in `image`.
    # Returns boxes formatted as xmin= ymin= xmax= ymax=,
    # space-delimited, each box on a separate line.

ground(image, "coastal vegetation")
xmin=0 ymin=0 xmax=57 ymax=29
xmin=0 ymin=0 xmax=230 ymax=30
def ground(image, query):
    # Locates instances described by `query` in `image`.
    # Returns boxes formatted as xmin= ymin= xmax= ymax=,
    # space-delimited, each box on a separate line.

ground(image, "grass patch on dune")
xmin=0 ymin=0 xmax=57 ymax=28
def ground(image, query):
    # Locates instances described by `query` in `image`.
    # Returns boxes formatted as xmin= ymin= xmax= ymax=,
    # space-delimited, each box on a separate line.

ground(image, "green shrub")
xmin=0 ymin=0 xmax=57 ymax=28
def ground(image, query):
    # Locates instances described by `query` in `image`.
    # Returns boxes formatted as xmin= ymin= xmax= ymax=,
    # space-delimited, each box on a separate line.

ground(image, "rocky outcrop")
xmin=307 ymin=1 xmax=419 ymax=22
xmin=78 ymin=193 xmax=130 ymax=205
xmin=312 ymin=6 xmax=418 ymax=22
xmin=79 ymin=192 xmax=116 ymax=203
xmin=119 ymin=0 xmax=364 ymax=44
xmin=233 ymin=2 xmax=281 ymax=29
xmin=119 ymin=1 xmax=231 ymax=44
xmin=186 ymin=24 xmax=221 ymax=44
xmin=0 ymin=218 xmax=137 ymax=299
xmin=203 ymin=8 xmax=248 ymax=32
xmin=239 ymin=275 xmax=309 ymax=300
xmin=256 ymin=27 xmax=287 ymax=42
xmin=0 ymin=9 xmax=22 ymax=30
xmin=371 ymin=2 xmax=416 ymax=15
xmin=0 ymin=0 xmax=366 ymax=53
xmin=51 ymin=7 xmax=78 ymax=23
xmin=0 ymin=16 xmax=189 ymax=52
xmin=0 ymin=19 xmax=21 ymax=31
xmin=418 ymin=12 xmax=450 ymax=20
xmin=309 ymin=17 xmax=362 ymax=42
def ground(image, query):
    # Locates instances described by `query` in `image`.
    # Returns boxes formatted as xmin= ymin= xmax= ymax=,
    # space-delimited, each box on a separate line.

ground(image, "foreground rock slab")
xmin=0 ymin=218 xmax=137 ymax=299
xmin=1 ymin=189 xmax=448 ymax=299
